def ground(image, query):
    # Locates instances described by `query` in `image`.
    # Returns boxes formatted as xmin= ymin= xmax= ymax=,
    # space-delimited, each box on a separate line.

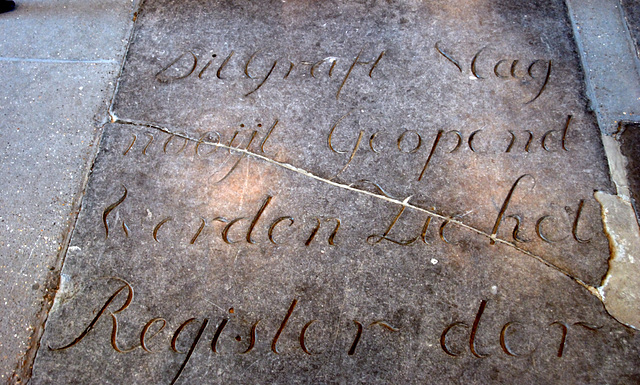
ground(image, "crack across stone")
xmin=108 ymin=116 xmax=600 ymax=298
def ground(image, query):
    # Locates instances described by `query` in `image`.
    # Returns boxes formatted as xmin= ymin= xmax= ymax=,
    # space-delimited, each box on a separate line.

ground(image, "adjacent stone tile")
xmin=621 ymin=0 xmax=640 ymax=58
xmin=565 ymin=0 xmax=640 ymax=132
xmin=620 ymin=123 xmax=640 ymax=218
xmin=0 ymin=0 xmax=136 ymax=61
xmin=31 ymin=0 xmax=639 ymax=383
xmin=0 ymin=61 xmax=120 ymax=382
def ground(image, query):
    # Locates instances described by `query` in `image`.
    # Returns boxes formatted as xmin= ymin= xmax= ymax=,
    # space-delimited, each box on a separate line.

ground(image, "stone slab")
xmin=0 ymin=60 xmax=120 ymax=382
xmin=565 ymin=0 xmax=640 ymax=132
xmin=0 ymin=1 xmax=139 ymax=382
xmin=621 ymin=0 xmax=640 ymax=58
xmin=620 ymin=123 xmax=640 ymax=218
xmin=0 ymin=0 xmax=136 ymax=61
xmin=31 ymin=0 xmax=640 ymax=383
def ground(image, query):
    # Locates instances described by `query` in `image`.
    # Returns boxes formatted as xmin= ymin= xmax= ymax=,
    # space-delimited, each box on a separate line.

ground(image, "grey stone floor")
xmin=0 ymin=0 xmax=137 ymax=382
xmin=0 ymin=0 xmax=638 ymax=384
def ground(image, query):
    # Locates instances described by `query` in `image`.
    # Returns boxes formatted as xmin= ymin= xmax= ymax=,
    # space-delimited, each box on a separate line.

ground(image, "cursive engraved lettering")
xmin=572 ymin=199 xmax=591 ymax=243
xmin=418 ymin=130 xmax=444 ymax=181
xmin=268 ymin=216 xmax=295 ymax=244
xmin=170 ymin=319 xmax=209 ymax=385
xmin=469 ymin=300 xmax=490 ymax=358
xmin=156 ymin=51 xmax=197 ymax=83
xmin=490 ymin=175 xmax=534 ymax=245
xmin=368 ymin=206 xmax=419 ymax=245
xmin=103 ymin=185 xmax=128 ymax=239
xmin=435 ymin=41 xmax=462 ymax=72
xmin=272 ymin=299 xmax=298 ymax=354
xmin=440 ymin=322 xmax=469 ymax=357
xmin=48 ymin=278 xmax=134 ymax=351
xmin=140 ymin=318 xmax=166 ymax=353
xmin=299 ymin=320 xmax=319 ymax=355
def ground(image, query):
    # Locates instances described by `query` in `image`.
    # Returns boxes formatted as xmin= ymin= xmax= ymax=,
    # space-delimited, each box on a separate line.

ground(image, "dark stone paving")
xmin=620 ymin=122 xmax=640 ymax=219
xmin=621 ymin=0 xmax=640 ymax=58
xmin=29 ymin=0 xmax=639 ymax=383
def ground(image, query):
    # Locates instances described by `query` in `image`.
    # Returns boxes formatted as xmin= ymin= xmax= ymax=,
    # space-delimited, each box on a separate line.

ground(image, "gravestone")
xmin=30 ymin=1 xmax=640 ymax=384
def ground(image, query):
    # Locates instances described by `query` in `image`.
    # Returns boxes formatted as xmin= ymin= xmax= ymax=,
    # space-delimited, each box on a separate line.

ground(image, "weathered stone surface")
xmin=620 ymin=123 xmax=640 ymax=217
xmin=621 ymin=0 xmax=640 ymax=58
xmin=30 ymin=0 xmax=639 ymax=383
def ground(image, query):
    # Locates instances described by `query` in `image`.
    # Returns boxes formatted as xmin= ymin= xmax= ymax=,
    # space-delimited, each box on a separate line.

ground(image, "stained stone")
xmin=30 ymin=1 xmax=639 ymax=384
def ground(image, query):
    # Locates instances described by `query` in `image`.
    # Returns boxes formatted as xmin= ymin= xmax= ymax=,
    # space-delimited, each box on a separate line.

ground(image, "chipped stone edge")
xmin=594 ymin=133 xmax=640 ymax=330
xmin=566 ymin=0 xmax=640 ymax=330
xmin=595 ymin=187 xmax=640 ymax=330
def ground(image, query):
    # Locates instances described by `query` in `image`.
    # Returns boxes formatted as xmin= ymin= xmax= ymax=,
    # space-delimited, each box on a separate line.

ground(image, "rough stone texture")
xmin=0 ymin=0 xmax=138 ymax=382
xmin=565 ymin=0 xmax=640 ymax=133
xmin=621 ymin=0 xmax=640 ymax=58
xmin=595 ymin=191 xmax=640 ymax=329
xmin=0 ymin=61 xmax=119 ymax=382
xmin=112 ymin=0 xmax=615 ymax=285
xmin=30 ymin=124 xmax=640 ymax=384
xmin=619 ymin=123 xmax=640 ymax=218
xmin=0 ymin=0 xmax=134 ymax=61
xmin=30 ymin=0 xmax=640 ymax=383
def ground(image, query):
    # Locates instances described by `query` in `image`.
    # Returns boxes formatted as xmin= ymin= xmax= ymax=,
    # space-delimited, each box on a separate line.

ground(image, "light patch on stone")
xmin=601 ymin=135 xmax=631 ymax=200
xmin=595 ymin=190 xmax=640 ymax=329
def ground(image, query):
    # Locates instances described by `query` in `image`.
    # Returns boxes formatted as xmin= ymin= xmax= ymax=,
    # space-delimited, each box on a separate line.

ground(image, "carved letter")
xmin=367 ymin=206 xmax=419 ymax=245
xmin=216 ymin=51 xmax=235 ymax=79
xmin=223 ymin=218 xmax=246 ymax=244
xmin=471 ymin=47 xmax=487 ymax=79
xmin=494 ymin=59 xmax=509 ymax=78
xmin=369 ymin=51 xmax=386 ymax=77
xmin=170 ymin=318 xmax=209 ymax=385
xmin=326 ymin=112 xmax=364 ymax=180
xmin=240 ymin=320 xmax=260 ymax=354
xmin=300 ymin=320 xmax=320 ymax=355
xmin=305 ymin=218 xmax=341 ymax=246
xmin=49 ymin=278 xmax=134 ymax=351
xmin=153 ymin=217 xmax=173 ymax=242
xmin=440 ymin=322 xmax=469 ymax=356
xmin=536 ymin=215 xmax=568 ymax=243
xmin=140 ymin=318 xmax=166 ymax=353
xmin=337 ymin=49 xmax=367 ymax=99
xmin=247 ymin=196 xmax=273 ymax=244
xmin=572 ymin=199 xmax=591 ymax=243
xmin=259 ymin=119 xmax=279 ymax=155
xmin=525 ymin=60 xmax=551 ymax=104
xmin=348 ymin=320 xmax=364 ymax=355
xmin=490 ymin=174 xmax=533 ymax=245
xmin=435 ymin=42 xmax=462 ymax=72
xmin=469 ymin=300 xmax=490 ymax=358
xmin=418 ymin=130 xmax=444 ymax=181
xmin=272 ymin=299 xmax=298 ymax=354
xmin=550 ymin=321 xmax=568 ymax=357
xmin=156 ymin=51 xmax=197 ymax=83
xmin=211 ymin=319 xmax=228 ymax=353
xmin=103 ymin=185 xmax=128 ymax=239
xmin=397 ymin=130 xmax=422 ymax=153
xmin=500 ymin=321 xmax=535 ymax=357
xmin=268 ymin=216 xmax=295 ymax=244
xmin=246 ymin=60 xmax=279 ymax=97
